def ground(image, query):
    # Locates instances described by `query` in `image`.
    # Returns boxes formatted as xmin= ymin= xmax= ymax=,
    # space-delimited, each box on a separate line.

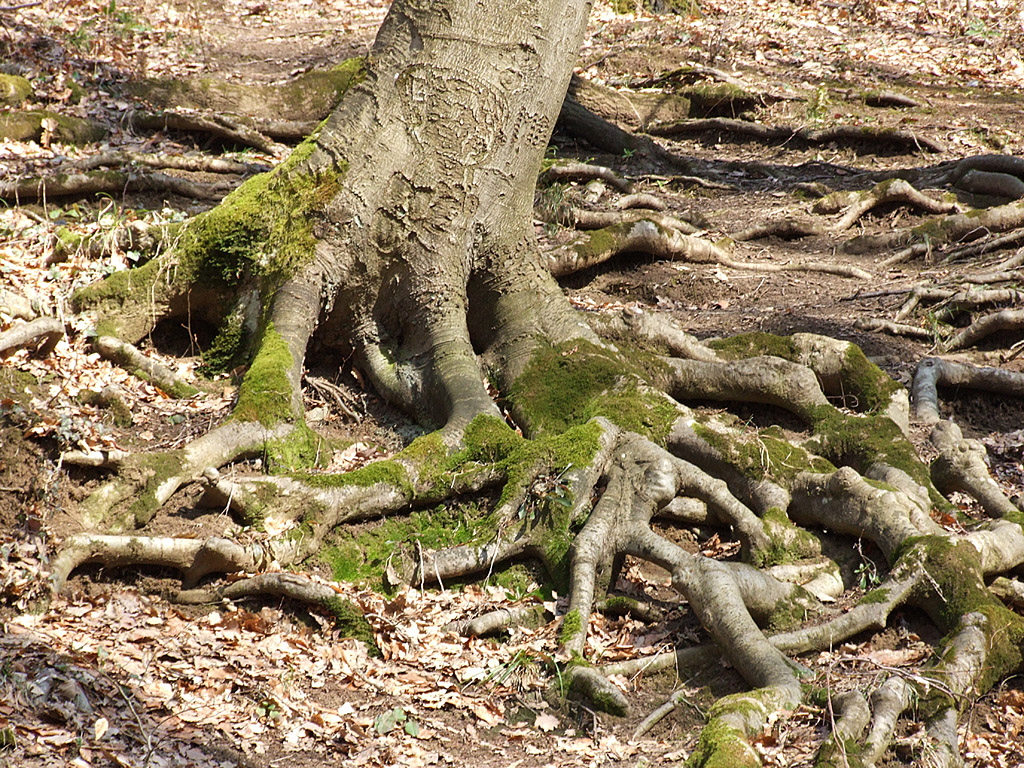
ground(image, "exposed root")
xmin=853 ymin=317 xmax=934 ymax=340
xmin=729 ymin=217 xmax=824 ymax=242
xmin=540 ymin=161 xmax=632 ymax=193
xmin=49 ymin=533 xmax=273 ymax=595
xmin=0 ymin=168 xmax=236 ymax=201
xmin=813 ymin=178 xmax=956 ymax=232
xmin=816 ymin=690 xmax=870 ymax=768
xmin=945 ymin=307 xmax=1024 ymax=351
xmin=930 ymin=420 xmax=1023 ymax=518
xmin=0 ymin=316 xmax=63 ymax=358
xmin=545 ymin=218 xmax=870 ymax=279
xmin=0 ymin=286 xmax=41 ymax=320
xmin=843 ymin=198 xmax=1024 ymax=257
xmin=131 ymin=109 xmax=287 ymax=155
xmin=941 ymin=228 xmax=1024 ymax=262
xmin=913 ymin=357 xmax=1024 ymax=423
xmin=648 ymin=117 xmax=945 ymax=153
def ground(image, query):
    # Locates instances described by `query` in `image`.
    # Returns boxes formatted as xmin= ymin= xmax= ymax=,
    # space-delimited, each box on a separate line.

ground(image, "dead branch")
xmin=0 ymin=316 xmax=63 ymax=358
xmin=92 ymin=335 xmax=199 ymax=398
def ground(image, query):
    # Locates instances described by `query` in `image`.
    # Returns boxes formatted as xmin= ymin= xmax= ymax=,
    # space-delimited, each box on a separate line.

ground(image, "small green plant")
xmin=373 ymin=706 xmax=419 ymax=736
xmin=807 ymin=85 xmax=831 ymax=122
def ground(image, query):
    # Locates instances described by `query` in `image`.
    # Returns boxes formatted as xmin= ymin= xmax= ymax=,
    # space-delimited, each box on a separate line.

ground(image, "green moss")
xmin=808 ymin=406 xmax=931 ymax=491
xmin=839 ymin=344 xmax=902 ymax=414
xmin=321 ymin=597 xmax=380 ymax=655
xmin=263 ymin=423 xmax=327 ymax=473
xmin=172 ymin=132 xmax=344 ymax=291
xmin=686 ymin=718 xmax=759 ymax=768
xmin=300 ymin=458 xmax=410 ymax=493
xmin=199 ymin=310 xmax=247 ymax=375
xmin=233 ymin=324 xmax=296 ymax=426
xmin=128 ymin=451 xmax=185 ymax=526
xmin=896 ymin=536 xmax=1024 ymax=706
xmin=859 ymin=587 xmax=890 ymax=604
xmin=693 ymin=420 xmax=834 ymax=488
xmin=73 ymin=256 xmax=164 ymax=314
xmin=0 ymin=73 xmax=32 ymax=106
xmin=558 ymin=609 xmax=582 ymax=646
xmin=0 ymin=367 xmax=38 ymax=410
xmin=707 ymin=332 xmax=798 ymax=361
xmin=508 ymin=340 xmax=673 ymax=443
xmin=756 ymin=507 xmax=822 ymax=567
xmin=321 ymin=499 xmax=499 ymax=588
xmin=509 ymin=341 xmax=621 ymax=435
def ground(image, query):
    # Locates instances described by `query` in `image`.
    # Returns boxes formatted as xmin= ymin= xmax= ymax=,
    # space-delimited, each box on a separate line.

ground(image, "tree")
xmin=31 ymin=0 xmax=1024 ymax=765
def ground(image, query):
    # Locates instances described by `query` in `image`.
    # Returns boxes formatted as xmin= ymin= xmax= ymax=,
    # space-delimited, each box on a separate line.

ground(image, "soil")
xmin=2 ymin=0 xmax=1024 ymax=767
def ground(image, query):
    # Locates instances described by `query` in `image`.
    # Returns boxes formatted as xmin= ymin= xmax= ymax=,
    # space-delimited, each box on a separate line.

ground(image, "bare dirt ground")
xmin=2 ymin=0 xmax=1024 ymax=766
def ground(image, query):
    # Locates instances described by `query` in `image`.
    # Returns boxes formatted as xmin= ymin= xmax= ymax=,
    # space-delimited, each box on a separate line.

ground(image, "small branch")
xmin=853 ymin=318 xmax=933 ymax=340
xmin=93 ymin=335 xmax=199 ymax=398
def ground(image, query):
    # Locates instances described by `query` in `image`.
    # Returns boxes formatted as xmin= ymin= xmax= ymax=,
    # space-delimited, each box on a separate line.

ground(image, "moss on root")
xmin=320 ymin=499 xmax=501 ymax=587
xmin=686 ymin=718 xmax=760 ymax=768
xmin=693 ymin=420 xmax=834 ymax=488
xmin=172 ymin=136 xmax=343 ymax=289
xmin=233 ymin=323 xmax=297 ymax=426
xmin=508 ymin=340 xmax=674 ymax=443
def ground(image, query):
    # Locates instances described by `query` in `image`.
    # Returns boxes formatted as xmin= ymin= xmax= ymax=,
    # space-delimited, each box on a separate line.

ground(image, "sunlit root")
xmin=930 ymin=420 xmax=1022 ymax=518
xmin=913 ymin=357 xmax=1024 ymax=423
xmin=944 ymin=307 xmax=1024 ymax=351
xmin=844 ymin=198 xmax=1024 ymax=258
xmin=853 ymin=317 xmax=933 ymax=340
xmin=648 ymin=117 xmax=945 ymax=153
xmin=0 ymin=316 xmax=63 ymax=358
xmin=814 ymin=178 xmax=956 ymax=232
xmin=0 ymin=169 xmax=235 ymax=201
xmin=446 ymin=604 xmax=553 ymax=637
xmin=544 ymin=218 xmax=870 ymax=279
xmin=0 ymin=287 xmax=42 ymax=321
xmin=539 ymin=161 xmax=632 ymax=192
xmin=49 ymin=533 xmax=273 ymax=595
xmin=815 ymin=690 xmax=870 ymax=768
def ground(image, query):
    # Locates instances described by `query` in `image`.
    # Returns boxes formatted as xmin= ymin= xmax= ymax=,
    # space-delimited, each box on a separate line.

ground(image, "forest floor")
xmin=1 ymin=0 xmax=1024 ymax=766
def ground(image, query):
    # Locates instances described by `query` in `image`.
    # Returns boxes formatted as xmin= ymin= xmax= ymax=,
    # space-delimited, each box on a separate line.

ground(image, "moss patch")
xmin=321 ymin=499 xmax=500 ymax=587
xmin=508 ymin=340 xmax=674 ymax=442
xmin=233 ymin=323 xmax=296 ymax=426
xmin=321 ymin=597 xmax=380 ymax=655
